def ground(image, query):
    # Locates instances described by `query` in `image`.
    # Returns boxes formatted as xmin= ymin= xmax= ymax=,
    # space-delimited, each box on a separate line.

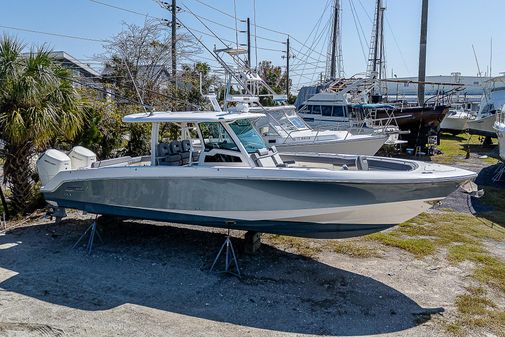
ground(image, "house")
xmin=48 ymin=51 xmax=101 ymax=88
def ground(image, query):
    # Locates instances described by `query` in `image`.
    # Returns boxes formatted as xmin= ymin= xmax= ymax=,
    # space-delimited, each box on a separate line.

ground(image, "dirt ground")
xmin=0 ymin=151 xmax=504 ymax=337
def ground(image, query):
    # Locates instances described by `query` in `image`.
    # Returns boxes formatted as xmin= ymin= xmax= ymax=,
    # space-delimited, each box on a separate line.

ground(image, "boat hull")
xmin=43 ymin=174 xmax=462 ymax=239
xmin=494 ymin=124 xmax=505 ymax=162
xmin=468 ymin=115 xmax=497 ymax=138
xmin=440 ymin=114 xmax=471 ymax=135
xmin=274 ymin=136 xmax=387 ymax=156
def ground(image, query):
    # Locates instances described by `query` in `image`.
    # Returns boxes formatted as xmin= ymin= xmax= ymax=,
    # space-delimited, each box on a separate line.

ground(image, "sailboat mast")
xmin=417 ymin=0 xmax=429 ymax=105
xmin=329 ymin=1 xmax=338 ymax=79
xmin=372 ymin=0 xmax=381 ymax=76
xmin=327 ymin=0 xmax=343 ymax=80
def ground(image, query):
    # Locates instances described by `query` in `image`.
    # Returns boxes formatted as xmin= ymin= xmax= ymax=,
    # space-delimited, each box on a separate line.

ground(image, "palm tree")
xmin=0 ymin=36 xmax=84 ymax=215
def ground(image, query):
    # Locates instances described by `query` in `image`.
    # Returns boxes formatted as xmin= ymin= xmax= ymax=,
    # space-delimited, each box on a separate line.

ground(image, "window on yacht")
xmin=321 ymin=106 xmax=333 ymax=116
xmin=333 ymin=106 xmax=346 ymax=117
xmin=289 ymin=116 xmax=307 ymax=129
xmin=199 ymin=122 xmax=239 ymax=152
xmin=229 ymin=119 xmax=267 ymax=154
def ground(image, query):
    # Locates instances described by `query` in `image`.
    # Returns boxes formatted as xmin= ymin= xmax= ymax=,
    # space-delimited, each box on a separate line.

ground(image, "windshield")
xmin=229 ymin=119 xmax=267 ymax=154
xmin=199 ymin=122 xmax=239 ymax=152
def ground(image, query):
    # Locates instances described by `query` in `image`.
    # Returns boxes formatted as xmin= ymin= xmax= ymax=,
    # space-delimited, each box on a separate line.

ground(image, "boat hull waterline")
xmin=42 ymin=167 xmax=473 ymax=239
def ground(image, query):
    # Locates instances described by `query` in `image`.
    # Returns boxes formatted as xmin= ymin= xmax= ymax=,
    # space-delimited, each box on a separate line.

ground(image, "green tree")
xmin=257 ymin=60 xmax=295 ymax=105
xmin=70 ymin=90 xmax=125 ymax=159
xmin=0 ymin=36 xmax=83 ymax=215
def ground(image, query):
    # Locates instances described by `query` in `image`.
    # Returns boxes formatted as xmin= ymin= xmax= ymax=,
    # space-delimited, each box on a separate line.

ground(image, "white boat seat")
xmin=251 ymin=148 xmax=276 ymax=167
xmin=356 ymin=155 xmax=369 ymax=171
xmin=269 ymin=146 xmax=285 ymax=167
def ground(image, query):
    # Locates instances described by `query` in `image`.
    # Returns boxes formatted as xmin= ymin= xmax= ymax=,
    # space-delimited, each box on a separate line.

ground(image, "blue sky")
xmin=1 ymin=0 xmax=504 ymax=90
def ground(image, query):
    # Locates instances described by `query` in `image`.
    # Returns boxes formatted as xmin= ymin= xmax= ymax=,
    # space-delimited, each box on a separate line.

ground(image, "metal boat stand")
xmin=72 ymin=215 xmax=103 ymax=255
xmin=210 ymin=229 xmax=241 ymax=277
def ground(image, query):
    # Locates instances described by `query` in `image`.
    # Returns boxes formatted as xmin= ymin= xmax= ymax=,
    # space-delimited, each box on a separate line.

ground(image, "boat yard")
xmin=1 ymin=0 xmax=505 ymax=336
xmin=0 ymin=135 xmax=504 ymax=337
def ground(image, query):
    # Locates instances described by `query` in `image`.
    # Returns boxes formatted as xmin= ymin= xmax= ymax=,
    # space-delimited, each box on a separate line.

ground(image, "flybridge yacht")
xmin=38 ymin=110 xmax=477 ymax=239
xmin=468 ymin=77 xmax=505 ymax=138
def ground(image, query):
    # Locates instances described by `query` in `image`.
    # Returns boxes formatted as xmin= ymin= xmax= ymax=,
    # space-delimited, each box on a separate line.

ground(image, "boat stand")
xmin=210 ymin=229 xmax=241 ymax=277
xmin=72 ymin=216 xmax=103 ymax=255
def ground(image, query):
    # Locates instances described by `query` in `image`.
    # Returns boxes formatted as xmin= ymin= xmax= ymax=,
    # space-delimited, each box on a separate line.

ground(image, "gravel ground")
xmin=0 ymin=155 xmax=503 ymax=337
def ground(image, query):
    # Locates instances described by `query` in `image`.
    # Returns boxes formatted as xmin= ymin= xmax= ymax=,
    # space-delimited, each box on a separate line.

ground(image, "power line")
xmin=0 ymin=24 xmax=106 ymax=42
xmin=88 ymin=0 xmax=160 ymax=19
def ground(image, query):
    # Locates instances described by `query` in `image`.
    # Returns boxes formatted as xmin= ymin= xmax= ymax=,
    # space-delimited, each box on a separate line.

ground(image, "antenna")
xmin=472 ymin=44 xmax=482 ymax=77
xmin=490 ymin=36 xmax=493 ymax=78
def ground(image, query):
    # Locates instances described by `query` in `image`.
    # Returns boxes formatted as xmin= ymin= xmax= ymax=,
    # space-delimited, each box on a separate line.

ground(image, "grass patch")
xmin=366 ymin=212 xmax=505 ymax=259
xmin=267 ymin=236 xmax=381 ymax=259
xmin=432 ymin=132 xmax=498 ymax=165
xmin=327 ymin=240 xmax=380 ymax=258
xmin=448 ymin=287 xmax=505 ymax=337
xmin=365 ymin=233 xmax=436 ymax=258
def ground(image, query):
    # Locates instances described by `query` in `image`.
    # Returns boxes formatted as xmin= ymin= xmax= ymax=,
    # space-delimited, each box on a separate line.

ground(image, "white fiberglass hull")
xmin=494 ymin=122 xmax=505 ymax=161
xmin=467 ymin=115 xmax=497 ymax=137
xmin=274 ymin=135 xmax=387 ymax=156
xmin=41 ymin=156 xmax=476 ymax=239
xmin=440 ymin=112 xmax=472 ymax=133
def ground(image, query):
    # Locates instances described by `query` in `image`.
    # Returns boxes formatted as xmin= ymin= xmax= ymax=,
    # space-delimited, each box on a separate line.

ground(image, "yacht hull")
xmin=467 ymin=115 xmax=497 ymax=138
xmin=440 ymin=114 xmax=471 ymax=135
xmin=494 ymin=123 xmax=505 ymax=162
xmin=274 ymin=135 xmax=386 ymax=156
xmin=42 ymin=170 xmax=465 ymax=239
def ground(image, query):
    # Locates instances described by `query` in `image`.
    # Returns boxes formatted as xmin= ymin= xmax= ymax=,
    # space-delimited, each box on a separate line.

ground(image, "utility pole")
xmin=418 ymin=0 xmax=429 ymax=106
xmin=171 ymin=0 xmax=177 ymax=79
xmin=286 ymin=36 xmax=290 ymax=98
xmin=246 ymin=17 xmax=251 ymax=68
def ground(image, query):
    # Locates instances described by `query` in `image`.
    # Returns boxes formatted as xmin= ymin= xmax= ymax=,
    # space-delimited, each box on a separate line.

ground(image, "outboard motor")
xmin=37 ymin=149 xmax=71 ymax=186
xmin=68 ymin=146 xmax=96 ymax=169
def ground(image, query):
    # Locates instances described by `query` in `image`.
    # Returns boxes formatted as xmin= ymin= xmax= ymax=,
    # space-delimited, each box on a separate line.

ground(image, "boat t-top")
xmin=38 ymin=110 xmax=476 ymax=239
xmin=468 ymin=76 xmax=505 ymax=138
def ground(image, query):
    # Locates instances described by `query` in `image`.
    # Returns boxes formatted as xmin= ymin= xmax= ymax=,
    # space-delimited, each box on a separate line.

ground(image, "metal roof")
xmin=123 ymin=111 xmax=265 ymax=123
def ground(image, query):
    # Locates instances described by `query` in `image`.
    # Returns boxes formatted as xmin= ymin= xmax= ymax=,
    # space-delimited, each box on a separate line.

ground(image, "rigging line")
xmin=180 ymin=3 xmax=230 ymax=48
xmin=385 ymin=16 xmax=410 ymax=74
xmin=186 ymin=8 xmax=285 ymax=44
xmin=348 ymin=0 xmax=369 ymax=53
xmin=290 ymin=0 xmax=332 ymax=66
xmin=0 ymin=24 xmax=106 ymax=42
xmin=295 ymin=18 xmax=331 ymax=88
xmin=189 ymin=0 xmax=289 ymax=37
xmin=291 ymin=2 xmax=331 ymax=69
xmin=312 ymin=19 xmax=332 ymax=83
xmin=347 ymin=0 xmax=367 ymax=63
xmin=356 ymin=0 xmax=373 ymax=23
xmin=233 ymin=0 xmax=239 ymax=49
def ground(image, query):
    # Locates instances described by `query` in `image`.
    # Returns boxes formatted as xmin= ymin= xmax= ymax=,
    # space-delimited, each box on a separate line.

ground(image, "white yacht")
xmin=468 ymin=76 xmax=505 ymax=138
xmin=227 ymin=99 xmax=388 ymax=156
xmin=494 ymin=111 xmax=505 ymax=162
xmin=38 ymin=110 xmax=476 ymax=239
xmin=440 ymin=104 xmax=476 ymax=135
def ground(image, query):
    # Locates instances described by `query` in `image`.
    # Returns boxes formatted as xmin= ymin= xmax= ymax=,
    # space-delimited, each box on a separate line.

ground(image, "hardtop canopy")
xmin=123 ymin=111 xmax=265 ymax=124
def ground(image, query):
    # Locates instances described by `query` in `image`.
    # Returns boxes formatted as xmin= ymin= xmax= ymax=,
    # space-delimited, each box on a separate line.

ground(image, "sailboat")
xmin=295 ymin=0 xmax=449 ymax=150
